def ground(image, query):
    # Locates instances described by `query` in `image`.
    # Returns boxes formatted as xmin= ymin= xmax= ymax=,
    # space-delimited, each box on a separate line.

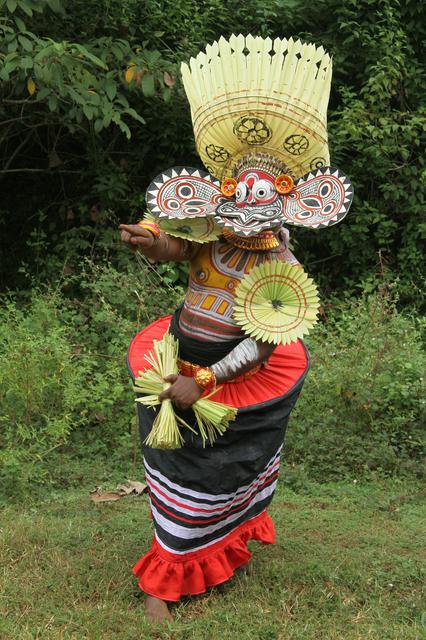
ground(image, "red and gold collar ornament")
xmin=275 ymin=174 xmax=294 ymax=195
xmin=223 ymin=228 xmax=280 ymax=250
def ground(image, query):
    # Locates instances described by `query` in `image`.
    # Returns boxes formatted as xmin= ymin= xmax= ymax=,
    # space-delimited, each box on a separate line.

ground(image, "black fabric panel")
xmin=148 ymin=471 xmax=278 ymax=529
xmin=169 ymin=305 xmax=246 ymax=365
xmin=145 ymin=450 xmax=279 ymax=506
xmin=137 ymin=379 xmax=302 ymax=496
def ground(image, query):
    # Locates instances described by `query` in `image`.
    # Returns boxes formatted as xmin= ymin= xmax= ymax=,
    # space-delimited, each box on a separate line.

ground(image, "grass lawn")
xmin=1 ymin=474 xmax=425 ymax=640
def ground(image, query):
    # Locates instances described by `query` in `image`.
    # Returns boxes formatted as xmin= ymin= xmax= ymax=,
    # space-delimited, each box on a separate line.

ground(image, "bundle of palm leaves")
xmin=134 ymin=332 xmax=237 ymax=449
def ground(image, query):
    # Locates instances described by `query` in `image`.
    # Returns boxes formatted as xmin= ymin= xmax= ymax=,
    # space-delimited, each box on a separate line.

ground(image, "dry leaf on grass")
xmin=89 ymin=480 xmax=147 ymax=503
xmin=89 ymin=488 xmax=122 ymax=503
xmin=116 ymin=483 xmax=134 ymax=496
xmin=117 ymin=480 xmax=147 ymax=495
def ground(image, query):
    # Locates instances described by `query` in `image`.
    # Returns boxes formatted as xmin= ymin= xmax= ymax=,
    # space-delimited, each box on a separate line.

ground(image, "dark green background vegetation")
xmin=0 ymin=0 xmax=425 ymax=499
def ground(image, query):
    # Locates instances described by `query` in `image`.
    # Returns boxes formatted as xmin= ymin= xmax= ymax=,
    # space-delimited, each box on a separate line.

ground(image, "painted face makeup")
xmin=215 ymin=168 xmax=283 ymax=237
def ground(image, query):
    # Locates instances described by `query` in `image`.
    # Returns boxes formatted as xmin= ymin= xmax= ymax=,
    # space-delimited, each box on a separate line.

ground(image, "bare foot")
xmin=144 ymin=595 xmax=172 ymax=623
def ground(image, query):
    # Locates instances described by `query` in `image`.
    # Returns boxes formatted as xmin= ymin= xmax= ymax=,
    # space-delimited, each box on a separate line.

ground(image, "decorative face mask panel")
xmin=145 ymin=164 xmax=353 ymax=241
xmin=281 ymin=167 xmax=353 ymax=228
xmin=146 ymin=167 xmax=226 ymax=219
xmin=215 ymin=169 xmax=283 ymax=236
xmin=216 ymin=166 xmax=353 ymax=235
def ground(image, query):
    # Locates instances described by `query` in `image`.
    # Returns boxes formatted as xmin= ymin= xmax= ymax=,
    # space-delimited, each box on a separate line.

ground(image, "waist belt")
xmin=177 ymin=358 xmax=261 ymax=384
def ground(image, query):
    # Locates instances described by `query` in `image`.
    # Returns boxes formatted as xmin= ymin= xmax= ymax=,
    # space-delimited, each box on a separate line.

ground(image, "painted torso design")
xmin=179 ymin=238 xmax=299 ymax=342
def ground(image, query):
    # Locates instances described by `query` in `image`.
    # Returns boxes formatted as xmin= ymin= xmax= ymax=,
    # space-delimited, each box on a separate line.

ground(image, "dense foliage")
xmin=1 ymin=0 xmax=425 ymax=307
xmin=288 ymin=295 xmax=425 ymax=482
xmin=0 ymin=252 xmax=184 ymax=497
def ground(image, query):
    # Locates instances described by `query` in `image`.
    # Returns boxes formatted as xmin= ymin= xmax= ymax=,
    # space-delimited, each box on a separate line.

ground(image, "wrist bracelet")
xmin=137 ymin=220 xmax=161 ymax=239
xmin=193 ymin=367 xmax=216 ymax=393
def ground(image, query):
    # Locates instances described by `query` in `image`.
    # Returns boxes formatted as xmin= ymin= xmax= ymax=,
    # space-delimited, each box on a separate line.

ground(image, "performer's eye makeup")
xmin=235 ymin=182 xmax=248 ymax=202
xmin=252 ymin=180 xmax=274 ymax=201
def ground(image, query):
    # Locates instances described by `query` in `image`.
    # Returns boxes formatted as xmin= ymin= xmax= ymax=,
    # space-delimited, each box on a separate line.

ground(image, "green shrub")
xmin=0 ymin=294 xmax=89 ymax=493
xmin=0 ymin=257 xmax=183 ymax=498
xmin=287 ymin=294 xmax=425 ymax=480
xmin=1 ymin=262 xmax=423 ymax=499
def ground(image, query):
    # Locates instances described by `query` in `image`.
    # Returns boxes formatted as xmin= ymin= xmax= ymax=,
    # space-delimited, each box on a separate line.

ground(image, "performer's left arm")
xmin=159 ymin=338 xmax=275 ymax=410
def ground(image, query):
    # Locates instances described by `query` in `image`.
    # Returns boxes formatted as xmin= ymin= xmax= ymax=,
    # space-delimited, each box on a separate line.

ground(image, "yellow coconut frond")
xmin=134 ymin=332 xmax=237 ymax=449
xmin=181 ymin=34 xmax=331 ymax=181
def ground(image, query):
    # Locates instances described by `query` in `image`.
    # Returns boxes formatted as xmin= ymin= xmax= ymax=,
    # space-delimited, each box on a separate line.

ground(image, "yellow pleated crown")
xmin=181 ymin=34 xmax=332 ymax=181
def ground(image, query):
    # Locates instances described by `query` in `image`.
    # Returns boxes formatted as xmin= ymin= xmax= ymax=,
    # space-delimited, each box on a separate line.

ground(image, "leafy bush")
xmin=0 ymin=257 xmax=183 ymax=498
xmin=1 ymin=266 xmax=423 ymax=500
xmin=0 ymin=293 xmax=88 ymax=493
xmin=287 ymin=294 xmax=425 ymax=480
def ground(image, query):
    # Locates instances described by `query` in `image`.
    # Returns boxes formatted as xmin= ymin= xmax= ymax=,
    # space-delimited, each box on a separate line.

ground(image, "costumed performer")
xmin=120 ymin=34 xmax=353 ymax=623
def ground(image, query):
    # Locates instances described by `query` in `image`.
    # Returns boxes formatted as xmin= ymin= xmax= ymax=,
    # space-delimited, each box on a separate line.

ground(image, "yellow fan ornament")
xmin=233 ymin=261 xmax=320 ymax=345
xmin=144 ymin=211 xmax=221 ymax=243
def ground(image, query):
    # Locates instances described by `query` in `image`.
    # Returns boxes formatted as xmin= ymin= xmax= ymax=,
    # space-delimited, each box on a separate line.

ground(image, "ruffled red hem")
xmin=132 ymin=511 xmax=275 ymax=601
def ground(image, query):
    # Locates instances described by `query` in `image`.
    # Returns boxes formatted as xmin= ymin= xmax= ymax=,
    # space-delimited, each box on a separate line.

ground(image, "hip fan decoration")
xmin=144 ymin=210 xmax=221 ymax=243
xmin=233 ymin=262 xmax=320 ymax=345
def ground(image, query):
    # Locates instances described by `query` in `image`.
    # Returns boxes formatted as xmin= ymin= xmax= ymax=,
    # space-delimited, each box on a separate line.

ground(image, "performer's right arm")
xmin=119 ymin=224 xmax=194 ymax=262
xmin=212 ymin=338 xmax=276 ymax=383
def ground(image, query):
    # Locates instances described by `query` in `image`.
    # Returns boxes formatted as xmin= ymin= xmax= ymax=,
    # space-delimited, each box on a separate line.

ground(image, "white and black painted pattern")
xmin=146 ymin=166 xmax=226 ymax=220
xmin=281 ymin=166 xmax=353 ymax=228
xmin=211 ymin=338 xmax=262 ymax=380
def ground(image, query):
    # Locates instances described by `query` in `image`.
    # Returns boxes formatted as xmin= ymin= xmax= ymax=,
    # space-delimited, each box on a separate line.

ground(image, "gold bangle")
xmin=193 ymin=367 xmax=216 ymax=392
xmin=136 ymin=220 xmax=161 ymax=238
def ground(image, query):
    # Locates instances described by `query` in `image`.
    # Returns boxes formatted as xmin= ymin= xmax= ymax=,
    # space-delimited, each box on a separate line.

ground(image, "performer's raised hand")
xmin=119 ymin=224 xmax=156 ymax=251
xmin=159 ymin=374 xmax=203 ymax=410
xmin=119 ymin=223 xmax=195 ymax=262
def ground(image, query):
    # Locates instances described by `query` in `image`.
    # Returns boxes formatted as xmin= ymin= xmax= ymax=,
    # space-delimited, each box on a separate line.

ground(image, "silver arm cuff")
xmin=211 ymin=338 xmax=262 ymax=381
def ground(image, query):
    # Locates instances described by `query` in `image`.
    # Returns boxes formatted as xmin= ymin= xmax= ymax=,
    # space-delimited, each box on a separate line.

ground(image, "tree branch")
xmin=3 ymin=130 xmax=33 ymax=171
xmin=0 ymin=98 xmax=35 ymax=105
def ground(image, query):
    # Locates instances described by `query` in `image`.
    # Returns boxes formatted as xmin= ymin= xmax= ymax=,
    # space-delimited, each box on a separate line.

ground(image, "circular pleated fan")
xmin=233 ymin=261 xmax=320 ymax=345
xmin=144 ymin=211 xmax=221 ymax=244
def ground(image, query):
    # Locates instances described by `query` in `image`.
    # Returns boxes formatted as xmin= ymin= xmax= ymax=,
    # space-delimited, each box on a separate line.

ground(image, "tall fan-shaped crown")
xmin=181 ymin=34 xmax=332 ymax=181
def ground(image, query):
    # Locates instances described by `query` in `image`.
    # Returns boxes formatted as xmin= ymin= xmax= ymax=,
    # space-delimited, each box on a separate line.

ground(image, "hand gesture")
xmin=119 ymin=224 xmax=156 ymax=252
xmin=159 ymin=375 xmax=203 ymax=410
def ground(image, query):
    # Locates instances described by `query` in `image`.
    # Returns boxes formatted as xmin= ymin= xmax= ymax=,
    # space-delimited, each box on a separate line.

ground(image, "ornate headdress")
xmin=145 ymin=35 xmax=353 ymax=240
xmin=181 ymin=34 xmax=331 ymax=180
